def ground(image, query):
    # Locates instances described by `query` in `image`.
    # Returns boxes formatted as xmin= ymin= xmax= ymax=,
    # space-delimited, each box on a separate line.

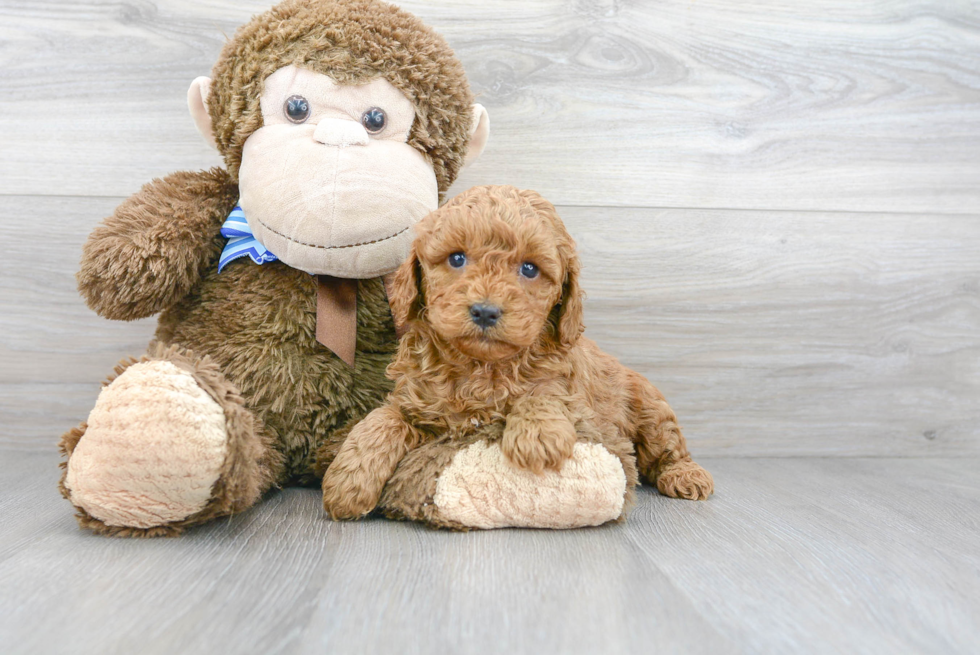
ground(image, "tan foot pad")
xmin=433 ymin=441 xmax=627 ymax=529
xmin=65 ymin=360 xmax=228 ymax=528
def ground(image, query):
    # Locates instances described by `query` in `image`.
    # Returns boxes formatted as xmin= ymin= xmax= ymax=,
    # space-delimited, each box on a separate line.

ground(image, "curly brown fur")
xmin=322 ymin=186 xmax=712 ymax=520
xmin=501 ymin=396 xmax=577 ymax=474
xmin=312 ymin=418 xmax=356 ymax=479
xmin=65 ymin=0 xmax=479 ymax=535
xmin=209 ymin=0 xmax=475 ymax=199
xmin=157 ymin=268 xmax=398 ymax=482
xmin=378 ymin=418 xmax=638 ymax=529
xmin=81 ymin=0 xmax=474 ymax=328
xmin=58 ymin=343 xmax=283 ymax=537
xmin=77 ymin=168 xmax=237 ymax=321
xmin=72 ymin=0 xmax=471 ymax=485
xmin=321 ymin=403 xmax=420 ymax=520
xmin=378 ymin=428 xmax=498 ymax=530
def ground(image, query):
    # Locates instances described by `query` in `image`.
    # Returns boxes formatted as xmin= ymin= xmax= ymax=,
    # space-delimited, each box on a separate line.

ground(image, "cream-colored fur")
xmin=238 ymin=65 xmax=439 ymax=278
xmin=259 ymin=66 xmax=417 ymax=140
xmin=64 ymin=361 xmax=229 ymax=528
xmin=433 ymin=441 xmax=627 ymax=529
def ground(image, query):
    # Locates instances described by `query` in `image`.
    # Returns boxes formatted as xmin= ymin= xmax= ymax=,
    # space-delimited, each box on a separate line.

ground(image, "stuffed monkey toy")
xmin=60 ymin=0 xmax=629 ymax=535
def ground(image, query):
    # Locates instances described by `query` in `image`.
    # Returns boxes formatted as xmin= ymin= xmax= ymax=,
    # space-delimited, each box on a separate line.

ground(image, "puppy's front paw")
xmin=502 ymin=410 xmax=577 ymax=475
xmin=657 ymin=460 xmax=714 ymax=500
xmin=321 ymin=471 xmax=380 ymax=521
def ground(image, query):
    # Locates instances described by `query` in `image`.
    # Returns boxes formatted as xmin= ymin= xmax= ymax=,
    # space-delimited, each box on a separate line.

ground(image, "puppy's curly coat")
xmin=322 ymin=185 xmax=713 ymax=524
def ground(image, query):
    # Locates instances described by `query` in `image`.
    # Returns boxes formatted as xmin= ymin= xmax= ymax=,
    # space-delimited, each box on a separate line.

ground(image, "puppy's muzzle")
xmin=469 ymin=303 xmax=502 ymax=330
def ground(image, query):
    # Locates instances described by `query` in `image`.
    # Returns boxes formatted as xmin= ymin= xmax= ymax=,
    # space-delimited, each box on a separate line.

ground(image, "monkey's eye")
xmin=519 ymin=262 xmax=539 ymax=279
xmin=361 ymin=107 xmax=387 ymax=134
xmin=284 ymin=95 xmax=311 ymax=124
xmin=448 ymin=252 xmax=467 ymax=269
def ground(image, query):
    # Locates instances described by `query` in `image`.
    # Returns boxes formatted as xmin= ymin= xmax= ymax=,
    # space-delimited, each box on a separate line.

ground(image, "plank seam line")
xmin=3 ymin=193 xmax=978 ymax=218
xmin=551 ymin=203 xmax=980 ymax=218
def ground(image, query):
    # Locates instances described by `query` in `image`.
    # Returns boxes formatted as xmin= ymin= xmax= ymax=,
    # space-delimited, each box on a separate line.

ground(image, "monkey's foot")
xmin=60 ymin=344 xmax=278 ymax=537
xmin=381 ymin=436 xmax=628 ymax=530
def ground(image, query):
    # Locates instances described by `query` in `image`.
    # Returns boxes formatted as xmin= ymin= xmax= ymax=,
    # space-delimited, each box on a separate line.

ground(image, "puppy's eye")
xmin=519 ymin=262 xmax=539 ymax=279
xmin=448 ymin=252 xmax=467 ymax=269
xmin=361 ymin=107 xmax=387 ymax=134
xmin=284 ymin=95 xmax=311 ymax=124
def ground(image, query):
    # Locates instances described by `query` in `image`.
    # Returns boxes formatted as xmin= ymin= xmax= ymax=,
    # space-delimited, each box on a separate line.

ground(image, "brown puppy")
xmin=322 ymin=185 xmax=713 ymax=523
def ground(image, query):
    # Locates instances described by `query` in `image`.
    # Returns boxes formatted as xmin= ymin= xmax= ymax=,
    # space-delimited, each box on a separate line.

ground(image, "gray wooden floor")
xmin=2 ymin=1 xmax=979 ymax=653
xmin=2 ymin=453 xmax=978 ymax=654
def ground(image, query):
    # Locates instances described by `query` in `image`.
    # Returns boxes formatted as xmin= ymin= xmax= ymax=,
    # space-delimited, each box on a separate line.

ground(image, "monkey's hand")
xmin=501 ymin=397 xmax=577 ymax=475
xmin=322 ymin=404 xmax=418 ymax=521
xmin=77 ymin=168 xmax=237 ymax=320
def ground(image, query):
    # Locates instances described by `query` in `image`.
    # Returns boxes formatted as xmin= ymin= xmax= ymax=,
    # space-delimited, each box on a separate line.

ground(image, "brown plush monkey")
xmin=59 ymin=0 xmax=625 ymax=536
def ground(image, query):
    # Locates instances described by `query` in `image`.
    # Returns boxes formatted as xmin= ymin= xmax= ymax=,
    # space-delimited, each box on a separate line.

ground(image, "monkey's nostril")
xmin=469 ymin=303 xmax=502 ymax=329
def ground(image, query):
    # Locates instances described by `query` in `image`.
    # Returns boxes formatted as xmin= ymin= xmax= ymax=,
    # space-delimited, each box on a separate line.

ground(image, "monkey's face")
xmin=237 ymin=65 xmax=439 ymax=278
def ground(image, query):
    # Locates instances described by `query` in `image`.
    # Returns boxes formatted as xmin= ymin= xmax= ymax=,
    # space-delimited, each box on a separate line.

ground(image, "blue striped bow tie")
xmin=218 ymin=204 xmax=278 ymax=272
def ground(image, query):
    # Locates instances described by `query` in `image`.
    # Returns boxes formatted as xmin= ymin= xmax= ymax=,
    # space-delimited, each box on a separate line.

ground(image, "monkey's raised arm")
xmin=77 ymin=168 xmax=238 ymax=321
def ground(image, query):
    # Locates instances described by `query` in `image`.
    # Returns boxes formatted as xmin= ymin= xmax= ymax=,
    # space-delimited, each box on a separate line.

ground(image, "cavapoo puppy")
xmin=321 ymin=185 xmax=713 ymax=526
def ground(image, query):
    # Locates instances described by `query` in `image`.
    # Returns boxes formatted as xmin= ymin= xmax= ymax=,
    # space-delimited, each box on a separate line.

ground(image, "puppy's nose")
xmin=469 ymin=303 xmax=502 ymax=330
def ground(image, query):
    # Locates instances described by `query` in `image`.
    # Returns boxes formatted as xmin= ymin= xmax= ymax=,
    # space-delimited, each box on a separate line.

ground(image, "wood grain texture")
xmin=1 ymin=0 xmax=979 ymax=212
xmin=4 ymin=196 xmax=977 ymax=456
xmin=1 ymin=452 xmax=977 ymax=654
xmin=2 ymin=4 xmax=978 ymax=654
xmin=562 ymin=205 xmax=980 ymax=456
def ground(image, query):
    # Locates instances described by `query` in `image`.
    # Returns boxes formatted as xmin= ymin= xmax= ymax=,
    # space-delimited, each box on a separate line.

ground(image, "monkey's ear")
xmin=188 ymin=76 xmax=218 ymax=150
xmin=462 ymin=104 xmax=490 ymax=167
xmin=389 ymin=244 xmax=425 ymax=327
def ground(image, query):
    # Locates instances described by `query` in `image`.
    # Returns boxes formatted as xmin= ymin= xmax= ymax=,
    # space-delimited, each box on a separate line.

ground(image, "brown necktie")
xmin=316 ymin=275 xmax=358 ymax=367
xmin=315 ymin=274 xmax=407 ymax=367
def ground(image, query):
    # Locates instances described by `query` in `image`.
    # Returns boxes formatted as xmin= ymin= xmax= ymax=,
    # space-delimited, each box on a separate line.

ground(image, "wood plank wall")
xmin=1 ymin=0 xmax=978 ymax=456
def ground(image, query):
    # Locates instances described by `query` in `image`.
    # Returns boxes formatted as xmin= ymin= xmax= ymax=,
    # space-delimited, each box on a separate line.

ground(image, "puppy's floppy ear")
xmin=555 ymin=252 xmax=584 ymax=348
xmin=389 ymin=243 xmax=424 ymax=327
xmin=524 ymin=189 xmax=584 ymax=349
